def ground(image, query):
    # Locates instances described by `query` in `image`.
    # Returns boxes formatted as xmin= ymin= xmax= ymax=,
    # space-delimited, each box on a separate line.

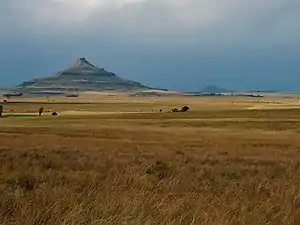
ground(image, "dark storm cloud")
xmin=0 ymin=0 xmax=300 ymax=91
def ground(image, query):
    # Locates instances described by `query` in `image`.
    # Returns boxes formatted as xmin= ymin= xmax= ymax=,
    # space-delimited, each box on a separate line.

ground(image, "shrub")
xmin=38 ymin=107 xmax=44 ymax=116
xmin=181 ymin=106 xmax=190 ymax=112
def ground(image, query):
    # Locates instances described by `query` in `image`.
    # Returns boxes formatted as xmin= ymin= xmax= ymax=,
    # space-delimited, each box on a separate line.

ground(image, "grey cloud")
xmin=3 ymin=0 xmax=300 ymax=45
xmin=0 ymin=0 xmax=300 ymax=91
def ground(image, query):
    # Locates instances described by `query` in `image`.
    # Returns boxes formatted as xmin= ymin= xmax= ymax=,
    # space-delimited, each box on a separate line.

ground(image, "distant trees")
xmin=3 ymin=93 xmax=23 ymax=98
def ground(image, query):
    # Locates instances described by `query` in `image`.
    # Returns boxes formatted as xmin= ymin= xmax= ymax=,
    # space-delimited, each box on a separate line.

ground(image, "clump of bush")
xmin=171 ymin=106 xmax=190 ymax=113
xmin=38 ymin=107 xmax=44 ymax=116
xmin=0 ymin=105 xmax=3 ymax=116
xmin=181 ymin=106 xmax=190 ymax=112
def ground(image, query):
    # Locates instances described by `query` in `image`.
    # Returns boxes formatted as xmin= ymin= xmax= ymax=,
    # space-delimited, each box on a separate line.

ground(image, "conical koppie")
xmin=17 ymin=57 xmax=151 ymax=93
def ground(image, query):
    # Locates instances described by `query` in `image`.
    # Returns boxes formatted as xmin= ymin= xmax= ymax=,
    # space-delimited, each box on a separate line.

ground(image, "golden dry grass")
xmin=1 ymin=95 xmax=300 ymax=224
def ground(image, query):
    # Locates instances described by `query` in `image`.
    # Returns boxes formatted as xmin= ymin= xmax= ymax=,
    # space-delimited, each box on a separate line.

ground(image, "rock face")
xmin=17 ymin=57 xmax=151 ymax=93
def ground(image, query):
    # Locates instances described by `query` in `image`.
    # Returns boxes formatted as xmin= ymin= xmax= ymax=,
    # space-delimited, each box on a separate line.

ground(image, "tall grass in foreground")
xmin=1 ymin=141 xmax=300 ymax=225
xmin=1 ymin=107 xmax=300 ymax=224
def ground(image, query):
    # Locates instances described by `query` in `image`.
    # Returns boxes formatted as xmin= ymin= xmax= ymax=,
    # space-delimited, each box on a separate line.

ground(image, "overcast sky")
xmin=0 ymin=0 xmax=300 ymax=91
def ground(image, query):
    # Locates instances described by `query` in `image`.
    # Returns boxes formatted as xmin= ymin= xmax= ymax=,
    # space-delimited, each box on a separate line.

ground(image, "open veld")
xmin=1 ymin=93 xmax=300 ymax=224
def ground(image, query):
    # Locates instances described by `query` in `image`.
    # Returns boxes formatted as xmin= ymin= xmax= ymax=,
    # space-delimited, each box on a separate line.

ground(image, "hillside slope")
xmin=17 ymin=57 xmax=151 ymax=93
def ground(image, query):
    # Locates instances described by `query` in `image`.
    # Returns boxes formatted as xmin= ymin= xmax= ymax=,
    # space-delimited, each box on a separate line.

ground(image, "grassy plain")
xmin=1 ymin=94 xmax=300 ymax=224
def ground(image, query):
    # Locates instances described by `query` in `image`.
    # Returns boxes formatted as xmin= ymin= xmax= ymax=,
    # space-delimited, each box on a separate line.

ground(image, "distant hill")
xmin=246 ymin=89 xmax=278 ymax=93
xmin=16 ymin=57 xmax=152 ymax=94
xmin=130 ymin=90 xmax=182 ymax=97
xmin=201 ymin=85 xmax=232 ymax=93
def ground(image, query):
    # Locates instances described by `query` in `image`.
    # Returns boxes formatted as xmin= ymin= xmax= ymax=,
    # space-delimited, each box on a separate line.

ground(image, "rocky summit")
xmin=17 ymin=57 xmax=151 ymax=94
